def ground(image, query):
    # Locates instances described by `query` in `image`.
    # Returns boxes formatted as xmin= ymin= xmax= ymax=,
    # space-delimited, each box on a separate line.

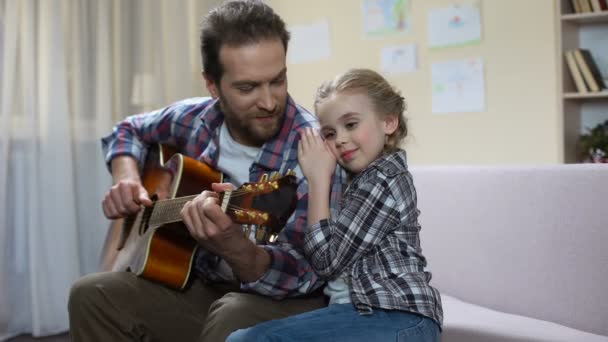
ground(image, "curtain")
xmin=0 ymin=0 xmax=211 ymax=339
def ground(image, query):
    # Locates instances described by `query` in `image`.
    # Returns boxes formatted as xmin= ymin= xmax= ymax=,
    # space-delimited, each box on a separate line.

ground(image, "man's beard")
xmin=219 ymin=99 xmax=285 ymax=147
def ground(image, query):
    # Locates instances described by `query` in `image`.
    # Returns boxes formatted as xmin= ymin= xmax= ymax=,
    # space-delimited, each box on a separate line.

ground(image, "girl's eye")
xmin=323 ymin=132 xmax=335 ymax=140
xmin=345 ymin=122 xmax=358 ymax=129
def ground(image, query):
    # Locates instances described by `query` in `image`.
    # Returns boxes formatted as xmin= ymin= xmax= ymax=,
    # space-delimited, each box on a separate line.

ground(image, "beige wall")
xmin=268 ymin=0 xmax=562 ymax=165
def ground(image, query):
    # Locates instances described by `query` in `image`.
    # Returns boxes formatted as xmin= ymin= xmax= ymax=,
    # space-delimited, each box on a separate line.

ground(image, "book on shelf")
xmin=571 ymin=0 xmax=582 ymax=13
xmin=578 ymin=0 xmax=593 ymax=12
xmin=573 ymin=49 xmax=607 ymax=92
xmin=589 ymin=0 xmax=608 ymax=11
xmin=565 ymin=50 xmax=588 ymax=93
xmin=569 ymin=0 xmax=607 ymax=13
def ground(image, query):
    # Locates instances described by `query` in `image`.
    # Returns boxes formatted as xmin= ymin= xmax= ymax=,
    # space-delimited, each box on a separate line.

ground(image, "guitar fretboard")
xmin=148 ymin=191 xmax=232 ymax=227
xmin=149 ymin=195 xmax=196 ymax=226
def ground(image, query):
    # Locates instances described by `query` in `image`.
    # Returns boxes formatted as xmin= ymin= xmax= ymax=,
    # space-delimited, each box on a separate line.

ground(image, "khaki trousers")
xmin=68 ymin=272 xmax=326 ymax=342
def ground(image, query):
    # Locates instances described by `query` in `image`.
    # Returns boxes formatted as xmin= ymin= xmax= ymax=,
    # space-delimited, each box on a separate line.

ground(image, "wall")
xmin=268 ymin=0 xmax=562 ymax=164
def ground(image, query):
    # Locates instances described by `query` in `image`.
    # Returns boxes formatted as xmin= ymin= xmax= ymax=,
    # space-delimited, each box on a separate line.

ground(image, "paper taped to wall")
xmin=287 ymin=20 xmax=332 ymax=64
xmin=431 ymin=57 xmax=485 ymax=114
xmin=428 ymin=3 xmax=482 ymax=48
xmin=381 ymin=44 xmax=417 ymax=75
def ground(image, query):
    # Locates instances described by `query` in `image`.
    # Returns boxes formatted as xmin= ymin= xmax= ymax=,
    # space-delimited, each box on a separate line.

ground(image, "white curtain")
xmin=0 ymin=0 xmax=211 ymax=339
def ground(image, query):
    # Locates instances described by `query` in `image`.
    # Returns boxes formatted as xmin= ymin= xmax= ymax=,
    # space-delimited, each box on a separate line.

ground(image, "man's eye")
xmin=271 ymin=77 xmax=285 ymax=85
xmin=237 ymin=87 xmax=254 ymax=93
xmin=345 ymin=122 xmax=358 ymax=129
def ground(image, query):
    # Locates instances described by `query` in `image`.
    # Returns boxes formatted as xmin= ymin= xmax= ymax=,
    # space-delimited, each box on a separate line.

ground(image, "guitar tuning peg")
xmin=255 ymin=225 xmax=267 ymax=242
xmin=271 ymin=181 xmax=279 ymax=190
xmin=247 ymin=211 xmax=257 ymax=220
xmin=270 ymin=171 xmax=280 ymax=180
xmin=260 ymin=212 xmax=269 ymax=222
xmin=260 ymin=173 xmax=269 ymax=182
xmin=286 ymin=169 xmax=296 ymax=176
xmin=268 ymin=234 xmax=279 ymax=244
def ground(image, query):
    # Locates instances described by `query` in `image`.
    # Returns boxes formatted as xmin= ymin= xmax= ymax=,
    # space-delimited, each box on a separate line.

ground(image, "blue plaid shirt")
xmin=101 ymin=96 xmax=346 ymax=298
xmin=304 ymin=150 xmax=443 ymax=326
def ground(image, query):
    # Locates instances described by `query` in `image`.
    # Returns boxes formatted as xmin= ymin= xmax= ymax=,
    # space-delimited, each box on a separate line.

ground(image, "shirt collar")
xmin=197 ymin=95 xmax=299 ymax=171
xmin=367 ymin=149 xmax=408 ymax=177
xmin=254 ymin=95 xmax=298 ymax=170
xmin=197 ymin=97 xmax=224 ymax=131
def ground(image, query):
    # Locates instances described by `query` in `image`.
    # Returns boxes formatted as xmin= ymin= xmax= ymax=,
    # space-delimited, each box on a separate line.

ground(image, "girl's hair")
xmin=314 ymin=68 xmax=408 ymax=153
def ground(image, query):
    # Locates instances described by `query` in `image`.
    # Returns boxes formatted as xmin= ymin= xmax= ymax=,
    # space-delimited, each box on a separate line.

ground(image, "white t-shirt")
xmin=210 ymin=123 xmax=261 ymax=281
xmin=324 ymin=276 xmax=351 ymax=304
xmin=217 ymin=122 xmax=260 ymax=186
xmin=216 ymin=123 xmax=351 ymax=298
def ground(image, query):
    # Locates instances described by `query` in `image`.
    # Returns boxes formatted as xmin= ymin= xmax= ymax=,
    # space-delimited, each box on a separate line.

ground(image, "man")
xmin=68 ymin=1 xmax=344 ymax=341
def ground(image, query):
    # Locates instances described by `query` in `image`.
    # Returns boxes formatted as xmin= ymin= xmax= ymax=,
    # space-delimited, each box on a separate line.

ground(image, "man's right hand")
xmin=102 ymin=179 xmax=152 ymax=219
xmin=102 ymin=155 xmax=153 ymax=219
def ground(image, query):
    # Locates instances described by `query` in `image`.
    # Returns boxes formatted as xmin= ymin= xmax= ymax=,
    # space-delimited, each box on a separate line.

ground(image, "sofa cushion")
xmin=410 ymin=164 xmax=608 ymax=335
xmin=442 ymin=294 xmax=608 ymax=342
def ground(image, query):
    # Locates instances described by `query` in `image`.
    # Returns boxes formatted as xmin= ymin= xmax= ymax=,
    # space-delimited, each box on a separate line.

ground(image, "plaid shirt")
xmin=101 ymin=96 xmax=346 ymax=299
xmin=303 ymin=150 xmax=443 ymax=326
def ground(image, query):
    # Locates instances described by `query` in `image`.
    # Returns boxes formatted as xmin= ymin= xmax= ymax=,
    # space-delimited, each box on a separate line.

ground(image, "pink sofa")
xmin=411 ymin=164 xmax=608 ymax=342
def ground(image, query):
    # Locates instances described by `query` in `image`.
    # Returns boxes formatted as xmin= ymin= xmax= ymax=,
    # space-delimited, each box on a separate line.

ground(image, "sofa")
xmin=410 ymin=164 xmax=608 ymax=342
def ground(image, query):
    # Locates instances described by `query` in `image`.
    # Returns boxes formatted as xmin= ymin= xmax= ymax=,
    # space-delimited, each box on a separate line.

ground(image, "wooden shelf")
xmin=563 ymin=91 xmax=608 ymax=100
xmin=561 ymin=11 xmax=608 ymax=24
xmin=557 ymin=1 xmax=608 ymax=162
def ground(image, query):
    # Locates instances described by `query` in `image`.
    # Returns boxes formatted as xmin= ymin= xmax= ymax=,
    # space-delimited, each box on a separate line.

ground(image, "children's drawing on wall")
xmin=287 ymin=20 xmax=332 ymax=64
xmin=362 ymin=0 xmax=411 ymax=37
xmin=428 ymin=2 xmax=482 ymax=48
xmin=380 ymin=44 xmax=417 ymax=75
xmin=431 ymin=58 xmax=485 ymax=114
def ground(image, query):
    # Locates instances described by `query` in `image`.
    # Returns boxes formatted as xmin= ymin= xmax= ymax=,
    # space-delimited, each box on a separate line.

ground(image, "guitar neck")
xmin=149 ymin=191 xmax=232 ymax=227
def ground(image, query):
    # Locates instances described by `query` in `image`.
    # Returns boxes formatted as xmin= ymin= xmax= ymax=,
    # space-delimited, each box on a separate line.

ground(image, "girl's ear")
xmin=383 ymin=114 xmax=399 ymax=135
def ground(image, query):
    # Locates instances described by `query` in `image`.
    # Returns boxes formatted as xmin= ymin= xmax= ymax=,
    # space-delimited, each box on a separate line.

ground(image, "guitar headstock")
xmin=222 ymin=170 xmax=298 ymax=243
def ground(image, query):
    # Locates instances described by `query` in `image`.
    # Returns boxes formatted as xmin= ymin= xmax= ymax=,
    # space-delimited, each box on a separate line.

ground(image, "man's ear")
xmin=203 ymin=72 xmax=219 ymax=99
xmin=383 ymin=114 xmax=399 ymax=135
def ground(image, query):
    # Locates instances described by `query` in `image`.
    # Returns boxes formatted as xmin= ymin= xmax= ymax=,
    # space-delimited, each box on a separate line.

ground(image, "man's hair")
xmin=315 ymin=68 xmax=408 ymax=153
xmin=200 ymin=0 xmax=290 ymax=84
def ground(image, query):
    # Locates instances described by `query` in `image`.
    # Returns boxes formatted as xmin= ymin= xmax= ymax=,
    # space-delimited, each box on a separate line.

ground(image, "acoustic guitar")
xmin=99 ymin=144 xmax=298 ymax=290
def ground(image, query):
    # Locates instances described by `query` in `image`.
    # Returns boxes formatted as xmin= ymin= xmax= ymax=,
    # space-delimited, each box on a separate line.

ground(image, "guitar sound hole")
xmin=139 ymin=195 xmax=158 ymax=234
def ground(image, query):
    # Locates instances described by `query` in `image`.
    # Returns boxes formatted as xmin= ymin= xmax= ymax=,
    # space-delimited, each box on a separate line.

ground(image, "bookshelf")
xmin=563 ymin=91 xmax=608 ymax=99
xmin=561 ymin=11 xmax=608 ymax=24
xmin=558 ymin=0 xmax=608 ymax=162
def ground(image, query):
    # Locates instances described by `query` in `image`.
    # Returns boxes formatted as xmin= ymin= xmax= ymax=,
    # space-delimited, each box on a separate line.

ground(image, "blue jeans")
xmin=226 ymin=303 xmax=440 ymax=342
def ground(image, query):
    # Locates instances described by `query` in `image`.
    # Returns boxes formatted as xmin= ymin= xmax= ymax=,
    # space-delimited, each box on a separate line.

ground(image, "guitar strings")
xmin=225 ymin=204 xmax=262 ymax=213
xmin=153 ymin=198 xmax=265 ymax=213
xmin=153 ymin=185 xmax=281 ymax=205
xmin=150 ymin=182 xmax=289 ymax=223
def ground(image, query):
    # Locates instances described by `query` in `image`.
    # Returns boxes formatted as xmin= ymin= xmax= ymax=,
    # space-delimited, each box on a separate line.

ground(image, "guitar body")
xmin=99 ymin=145 xmax=222 ymax=290
xmin=99 ymin=144 xmax=298 ymax=290
xmin=99 ymin=145 xmax=176 ymax=273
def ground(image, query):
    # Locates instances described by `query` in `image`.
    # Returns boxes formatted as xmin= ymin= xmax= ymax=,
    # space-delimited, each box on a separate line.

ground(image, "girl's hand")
xmin=297 ymin=127 xmax=336 ymax=184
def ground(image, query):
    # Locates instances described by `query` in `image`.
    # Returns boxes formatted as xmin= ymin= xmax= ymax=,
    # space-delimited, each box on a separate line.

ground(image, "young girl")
xmin=227 ymin=69 xmax=442 ymax=341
